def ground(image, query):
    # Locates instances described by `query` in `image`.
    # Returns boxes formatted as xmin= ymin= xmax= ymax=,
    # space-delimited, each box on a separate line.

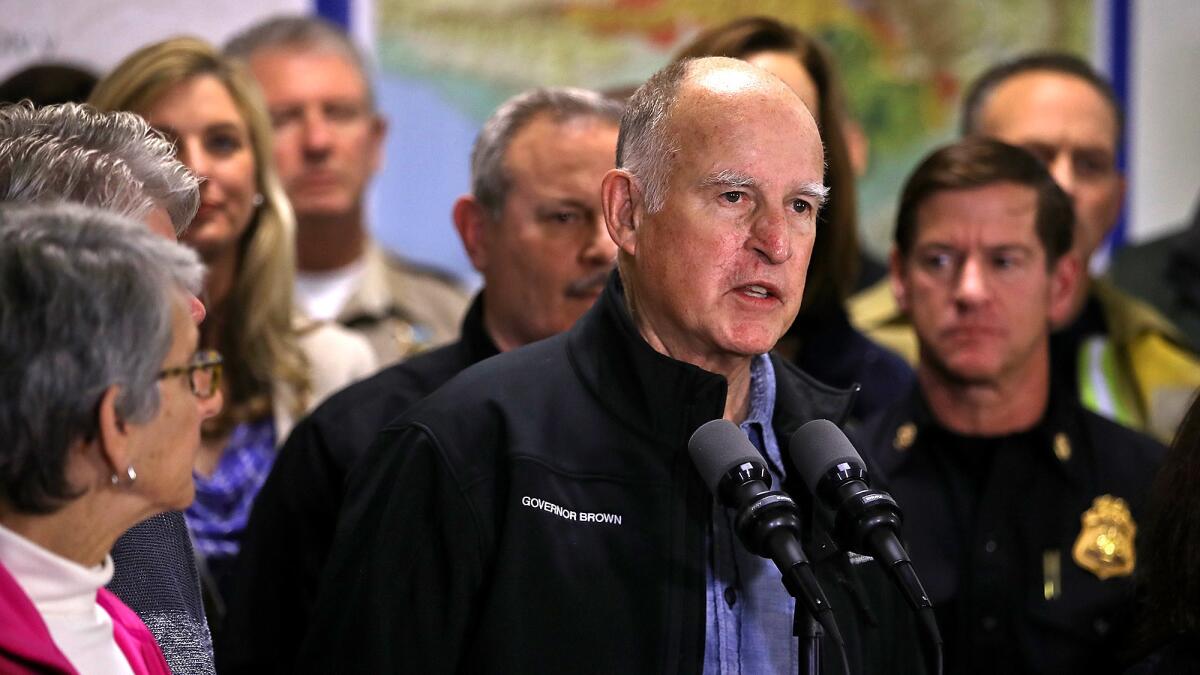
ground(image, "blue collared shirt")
xmin=703 ymin=354 xmax=797 ymax=674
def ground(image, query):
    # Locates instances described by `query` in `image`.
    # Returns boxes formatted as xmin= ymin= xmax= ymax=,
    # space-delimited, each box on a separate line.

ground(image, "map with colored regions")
xmin=370 ymin=0 xmax=1091 ymax=273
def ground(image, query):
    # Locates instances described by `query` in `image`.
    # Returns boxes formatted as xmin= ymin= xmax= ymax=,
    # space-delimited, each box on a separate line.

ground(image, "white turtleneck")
xmin=0 ymin=522 xmax=135 ymax=675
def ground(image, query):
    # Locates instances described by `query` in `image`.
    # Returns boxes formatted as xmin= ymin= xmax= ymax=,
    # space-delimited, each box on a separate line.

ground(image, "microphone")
xmin=688 ymin=419 xmax=844 ymax=653
xmin=789 ymin=419 xmax=943 ymax=674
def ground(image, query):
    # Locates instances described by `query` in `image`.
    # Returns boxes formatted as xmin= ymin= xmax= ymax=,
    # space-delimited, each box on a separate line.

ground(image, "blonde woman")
xmin=90 ymin=37 xmax=375 ymax=613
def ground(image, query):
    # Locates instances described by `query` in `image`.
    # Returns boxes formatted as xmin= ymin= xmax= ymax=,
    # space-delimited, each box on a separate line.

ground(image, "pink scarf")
xmin=0 ymin=560 xmax=171 ymax=675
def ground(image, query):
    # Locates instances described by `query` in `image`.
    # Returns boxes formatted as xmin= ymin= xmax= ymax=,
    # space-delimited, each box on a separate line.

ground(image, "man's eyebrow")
xmin=700 ymin=169 xmax=756 ymax=188
xmin=914 ymin=241 xmax=1033 ymax=253
xmin=268 ymin=104 xmax=303 ymax=116
xmin=796 ymin=181 xmax=830 ymax=208
xmin=535 ymin=199 xmax=589 ymax=212
xmin=699 ymin=171 xmax=829 ymax=207
xmin=985 ymin=243 xmax=1035 ymax=254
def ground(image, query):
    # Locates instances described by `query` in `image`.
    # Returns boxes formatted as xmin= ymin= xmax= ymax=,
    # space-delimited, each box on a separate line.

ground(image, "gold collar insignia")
xmin=1072 ymin=495 xmax=1136 ymax=580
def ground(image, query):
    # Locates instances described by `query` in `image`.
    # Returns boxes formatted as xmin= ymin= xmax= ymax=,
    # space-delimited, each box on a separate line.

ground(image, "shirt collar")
xmin=0 ymin=522 xmax=113 ymax=613
xmin=567 ymin=271 xmax=854 ymax=450
xmin=743 ymin=353 xmax=777 ymax=432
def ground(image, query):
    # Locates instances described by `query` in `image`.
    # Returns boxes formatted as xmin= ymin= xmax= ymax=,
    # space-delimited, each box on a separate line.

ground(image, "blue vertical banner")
xmin=315 ymin=0 xmax=350 ymax=29
xmin=1108 ymin=0 xmax=1131 ymax=249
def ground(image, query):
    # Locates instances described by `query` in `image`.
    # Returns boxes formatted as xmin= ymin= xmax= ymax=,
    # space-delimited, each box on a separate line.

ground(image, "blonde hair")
xmin=90 ymin=36 xmax=310 ymax=437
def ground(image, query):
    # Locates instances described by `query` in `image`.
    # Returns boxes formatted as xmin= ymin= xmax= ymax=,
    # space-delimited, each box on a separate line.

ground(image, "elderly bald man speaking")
xmin=299 ymin=57 xmax=925 ymax=675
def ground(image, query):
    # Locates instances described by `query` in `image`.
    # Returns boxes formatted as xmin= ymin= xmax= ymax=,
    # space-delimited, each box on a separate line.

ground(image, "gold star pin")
xmin=894 ymin=423 xmax=917 ymax=451
xmin=1054 ymin=433 xmax=1072 ymax=462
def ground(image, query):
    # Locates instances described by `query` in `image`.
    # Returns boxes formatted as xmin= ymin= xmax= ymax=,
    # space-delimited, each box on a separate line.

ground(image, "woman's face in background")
xmin=143 ymin=74 xmax=258 ymax=261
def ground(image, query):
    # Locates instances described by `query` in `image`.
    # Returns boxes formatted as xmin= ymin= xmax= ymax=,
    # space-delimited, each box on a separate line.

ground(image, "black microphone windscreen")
xmin=788 ymin=419 xmax=865 ymax=495
xmin=688 ymin=419 xmax=763 ymax=495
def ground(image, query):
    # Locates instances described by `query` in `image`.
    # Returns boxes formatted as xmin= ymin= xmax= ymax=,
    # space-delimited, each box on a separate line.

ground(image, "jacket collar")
xmin=460 ymin=291 xmax=500 ymax=366
xmin=1090 ymin=278 xmax=1188 ymax=347
xmin=771 ymin=355 xmax=858 ymax=438
xmin=0 ymin=559 xmax=76 ymax=673
xmin=568 ymin=272 xmax=728 ymax=448
xmin=0 ymin=558 xmax=170 ymax=675
xmin=96 ymin=589 xmax=172 ymax=675
xmin=875 ymin=381 xmax=1090 ymax=491
xmin=567 ymin=272 xmax=855 ymax=449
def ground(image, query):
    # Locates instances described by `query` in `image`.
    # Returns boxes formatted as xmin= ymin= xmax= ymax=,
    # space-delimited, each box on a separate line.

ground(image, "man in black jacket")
xmin=218 ymin=87 xmax=622 ymax=672
xmin=853 ymin=138 xmax=1164 ymax=673
xmin=299 ymin=57 xmax=925 ymax=674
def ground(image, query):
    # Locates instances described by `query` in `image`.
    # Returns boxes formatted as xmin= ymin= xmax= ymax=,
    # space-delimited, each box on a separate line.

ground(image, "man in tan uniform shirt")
xmin=227 ymin=16 xmax=468 ymax=364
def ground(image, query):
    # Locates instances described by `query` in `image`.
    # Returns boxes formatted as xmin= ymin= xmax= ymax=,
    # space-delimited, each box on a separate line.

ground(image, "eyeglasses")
xmin=158 ymin=350 xmax=223 ymax=399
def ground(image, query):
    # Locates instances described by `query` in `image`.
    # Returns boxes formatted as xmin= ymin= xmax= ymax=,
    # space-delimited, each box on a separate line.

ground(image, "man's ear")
xmin=96 ymin=385 xmax=133 ymax=481
xmin=1048 ymin=251 xmax=1083 ymax=329
xmin=601 ymin=169 xmax=640 ymax=258
xmin=888 ymin=248 xmax=910 ymax=314
xmin=452 ymin=195 xmax=489 ymax=273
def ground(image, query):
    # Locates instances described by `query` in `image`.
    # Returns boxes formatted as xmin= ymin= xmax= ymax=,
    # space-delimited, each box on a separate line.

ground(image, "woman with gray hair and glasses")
xmin=0 ymin=203 xmax=219 ymax=675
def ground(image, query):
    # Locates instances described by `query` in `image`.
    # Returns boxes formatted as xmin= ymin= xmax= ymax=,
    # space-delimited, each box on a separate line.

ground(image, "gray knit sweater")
xmin=108 ymin=511 xmax=215 ymax=675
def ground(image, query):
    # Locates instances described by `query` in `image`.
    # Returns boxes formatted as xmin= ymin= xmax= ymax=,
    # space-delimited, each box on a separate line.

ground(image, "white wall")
xmin=0 ymin=0 xmax=306 ymax=80
xmin=1128 ymin=0 xmax=1200 ymax=241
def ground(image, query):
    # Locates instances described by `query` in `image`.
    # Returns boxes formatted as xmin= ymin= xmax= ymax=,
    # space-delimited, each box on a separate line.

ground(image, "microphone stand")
xmin=794 ymin=599 xmax=822 ymax=675
xmin=689 ymin=420 xmax=848 ymax=675
xmin=766 ymin=523 xmax=844 ymax=675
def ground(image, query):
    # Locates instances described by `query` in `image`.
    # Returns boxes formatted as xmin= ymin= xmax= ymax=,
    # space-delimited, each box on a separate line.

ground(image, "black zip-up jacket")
xmin=299 ymin=273 xmax=927 ymax=674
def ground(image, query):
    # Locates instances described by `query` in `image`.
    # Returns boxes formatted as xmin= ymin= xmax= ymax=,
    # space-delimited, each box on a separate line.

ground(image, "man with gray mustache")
xmin=218 ymin=86 xmax=621 ymax=673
